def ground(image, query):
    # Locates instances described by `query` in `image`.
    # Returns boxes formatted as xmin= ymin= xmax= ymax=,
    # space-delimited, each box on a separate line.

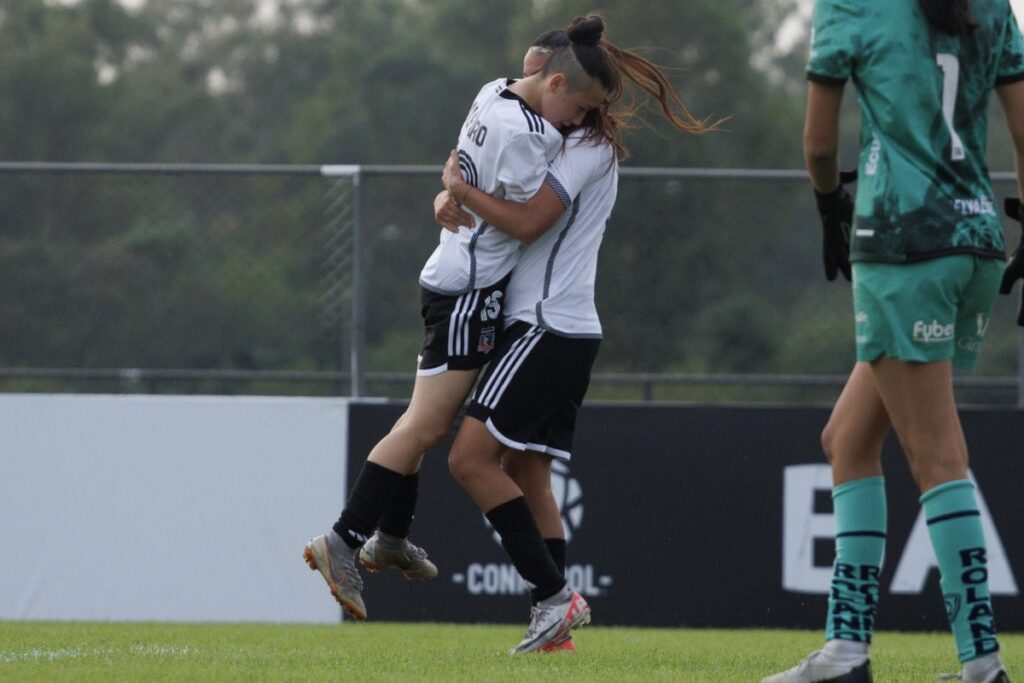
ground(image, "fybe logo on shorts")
xmin=976 ymin=313 xmax=990 ymax=338
xmin=912 ymin=319 xmax=954 ymax=344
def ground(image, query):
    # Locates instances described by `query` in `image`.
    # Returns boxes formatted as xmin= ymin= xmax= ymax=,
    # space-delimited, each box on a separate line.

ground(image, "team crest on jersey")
xmin=477 ymin=327 xmax=496 ymax=354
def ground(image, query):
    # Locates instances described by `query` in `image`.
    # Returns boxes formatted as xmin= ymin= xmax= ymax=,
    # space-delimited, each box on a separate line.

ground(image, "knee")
xmin=820 ymin=424 xmax=838 ymax=465
xmin=505 ymin=465 xmax=539 ymax=496
xmin=502 ymin=456 xmax=525 ymax=484
xmin=420 ymin=423 xmax=451 ymax=451
xmin=396 ymin=417 xmax=450 ymax=454
xmin=906 ymin=450 xmax=967 ymax=492
xmin=448 ymin=447 xmax=473 ymax=486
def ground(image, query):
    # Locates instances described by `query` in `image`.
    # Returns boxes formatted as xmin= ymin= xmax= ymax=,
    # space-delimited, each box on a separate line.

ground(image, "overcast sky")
xmin=66 ymin=0 xmax=1024 ymax=48
xmin=1014 ymin=0 xmax=1024 ymax=21
xmin=104 ymin=0 xmax=1024 ymax=24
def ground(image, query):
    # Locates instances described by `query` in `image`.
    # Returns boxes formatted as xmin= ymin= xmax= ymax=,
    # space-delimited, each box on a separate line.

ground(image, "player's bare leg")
xmin=352 ymin=369 xmax=476 ymax=579
xmin=368 ymin=368 xmax=479 ymax=474
xmin=449 ymin=417 xmax=525 ymax=511
xmin=871 ymin=358 xmax=1005 ymax=682
xmin=503 ymin=451 xmax=576 ymax=653
xmin=503 ymin=451 xmax=561 ymax=538
xmin=821 ymin=362 xmax=889 ymax=486
xmin=868 ymin=358 xmax=966 ymax=491
xmin=450 ymin=418 xmax=588 ymax=653
xmin=764 ymin=364 xmax=889 ymax=683
xmin=307 ymin=368 xmax=476 ymax=611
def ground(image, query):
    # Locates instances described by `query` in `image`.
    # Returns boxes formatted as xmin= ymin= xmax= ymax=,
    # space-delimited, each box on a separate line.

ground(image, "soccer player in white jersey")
xmin=302 ymin=18 xmax=610 ymax=621
xmin=438 ymin=21 xmax=717 ymax=653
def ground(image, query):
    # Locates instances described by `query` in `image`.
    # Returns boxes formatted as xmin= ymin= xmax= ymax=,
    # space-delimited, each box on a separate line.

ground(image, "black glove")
xmin=814 ymin=170 xmax=857 ymax=282
xmin=1000 ymin=197 xmax=1024 ymax=326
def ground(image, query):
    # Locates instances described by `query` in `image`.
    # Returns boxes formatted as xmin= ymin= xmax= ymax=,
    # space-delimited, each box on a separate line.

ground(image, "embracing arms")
xmin=437 ymin=150 xmax=567 ymax=245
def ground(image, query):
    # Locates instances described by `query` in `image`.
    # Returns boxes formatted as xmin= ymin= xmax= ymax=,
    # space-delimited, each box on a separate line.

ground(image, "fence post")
xmin=351 ymin=167 xmax=367 ymax=398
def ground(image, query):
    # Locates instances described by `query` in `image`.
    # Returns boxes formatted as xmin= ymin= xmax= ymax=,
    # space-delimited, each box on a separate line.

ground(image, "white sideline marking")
xmin=0 ymin=645 xmax=199 ymax=663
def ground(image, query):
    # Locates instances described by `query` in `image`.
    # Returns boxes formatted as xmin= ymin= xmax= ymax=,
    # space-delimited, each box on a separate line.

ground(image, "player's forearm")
xmin=450 ymin=183 xmax=562 ymax=245
xmin=803 ymin=118 xmax=840 ymax=193
xmin=804 ymin=81 xmax=845 ymax=193
xmin=805 ymin=150 xmax=840 ymax=195
xmin=450 ymin=183 xmax=535 ymax=241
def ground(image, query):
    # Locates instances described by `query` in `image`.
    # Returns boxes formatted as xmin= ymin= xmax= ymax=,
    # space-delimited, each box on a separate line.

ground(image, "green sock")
xmin=825 ymin=476 xmax=886 ymax=644
xmin=921 ymin=479 xmax=1000 ymax=662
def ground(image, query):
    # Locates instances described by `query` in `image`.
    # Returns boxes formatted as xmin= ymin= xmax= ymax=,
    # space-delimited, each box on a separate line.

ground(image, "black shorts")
xmin=417 ymin=274 xmax=511 ymax=375
xmin=466 ymin=321 xmax=600 ymax=460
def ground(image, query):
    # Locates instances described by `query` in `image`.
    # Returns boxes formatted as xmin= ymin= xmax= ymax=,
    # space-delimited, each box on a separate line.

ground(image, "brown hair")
xmin=545 ymin=13 xmax=721 ymax=160
xmin=918 ymin=0 xmax=977 ymax=35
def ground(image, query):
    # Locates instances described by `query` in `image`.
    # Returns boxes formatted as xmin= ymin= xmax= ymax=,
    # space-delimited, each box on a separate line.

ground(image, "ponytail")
xmin=918 ymin=0 xmax=978 ymax=35
xmin=605 ymin=43 xmax=715 ymax=136
xmin=541 ymin=13 xmax=722 ymax=160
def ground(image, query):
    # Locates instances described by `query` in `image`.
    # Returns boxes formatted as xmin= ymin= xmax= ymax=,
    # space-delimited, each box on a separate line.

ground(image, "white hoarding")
xmin=0 ymin=394 xmax=349 ymax=623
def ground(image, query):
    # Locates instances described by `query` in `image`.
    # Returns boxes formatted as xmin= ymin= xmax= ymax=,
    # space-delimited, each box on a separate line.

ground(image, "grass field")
xmin=0 ymin=621 xmax=1019 ymax=682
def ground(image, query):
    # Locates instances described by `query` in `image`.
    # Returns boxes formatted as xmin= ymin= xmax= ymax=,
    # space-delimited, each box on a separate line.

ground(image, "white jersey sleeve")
xmin=497 ymin=131 xmax=561 ymax=203
xmin=419 ymin=78 xmax=563 ymax=295
xmin=546 ymin=135 xmax=608 ymax=203
xmin=503 ymin=132 xmax=618 ymax=338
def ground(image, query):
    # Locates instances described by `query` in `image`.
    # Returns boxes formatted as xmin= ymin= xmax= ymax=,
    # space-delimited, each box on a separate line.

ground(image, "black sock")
xmin=486 ymin=497 xmax=566 ymax=602
xmin=333 ymin=461 xmax=404 ymax=549
xmin=378 ymin=472 xmax=419 ymax=538
xmin=544 ymin=538 xmax=566 ymax=575
xmin=534 ymin=538 xmax=567 ymax=605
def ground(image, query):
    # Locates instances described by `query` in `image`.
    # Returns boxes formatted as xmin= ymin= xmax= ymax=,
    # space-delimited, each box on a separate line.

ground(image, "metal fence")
xmin=1 ymin=162 xmax=1021 ymax=405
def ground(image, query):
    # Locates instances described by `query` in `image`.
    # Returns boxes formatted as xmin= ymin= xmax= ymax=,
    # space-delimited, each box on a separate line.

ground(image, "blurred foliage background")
xmin=0 ymin=0 xmax=1020 ymax=403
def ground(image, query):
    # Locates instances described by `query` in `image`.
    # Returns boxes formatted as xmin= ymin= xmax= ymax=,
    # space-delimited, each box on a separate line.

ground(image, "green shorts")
xmin=851 ymin=255 xmax=1002 ymax=371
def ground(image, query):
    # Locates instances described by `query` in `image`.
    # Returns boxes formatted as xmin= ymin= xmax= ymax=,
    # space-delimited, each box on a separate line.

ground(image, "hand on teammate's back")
xmin=814 ymin=170 xmax=857 ymax=282
xmin=999 ymin=197 xmax=1024 ymax=326
xmin=433 ymin=190 xmax=475 ymax=233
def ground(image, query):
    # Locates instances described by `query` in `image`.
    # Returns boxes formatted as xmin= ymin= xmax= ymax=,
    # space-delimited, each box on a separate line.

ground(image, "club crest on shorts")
xmin=477 ymin=326 xmax=496 ymax=353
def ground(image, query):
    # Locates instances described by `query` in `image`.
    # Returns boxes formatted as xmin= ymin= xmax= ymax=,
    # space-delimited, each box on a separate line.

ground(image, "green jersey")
xmin=808 ymin=0 xmax=1024 ymax=263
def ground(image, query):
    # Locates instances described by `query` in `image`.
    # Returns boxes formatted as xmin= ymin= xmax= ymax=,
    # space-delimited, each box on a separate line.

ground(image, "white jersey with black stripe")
xmin=503 ymin=131 xmax=618 ymax=338
xmin=419 ymin=78 xmax=563 ymax=295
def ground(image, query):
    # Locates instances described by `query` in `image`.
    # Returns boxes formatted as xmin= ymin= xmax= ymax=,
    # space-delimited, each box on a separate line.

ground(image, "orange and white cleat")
xmin=540 ymin=634 xmax=576 ymax=654
xmin=358 ymin=531 xmax=438 ymax=581
xmin=509 ymin=587 xmax=590 ymax=654
xmin=303 ymin=530 xmax=367 ymax=620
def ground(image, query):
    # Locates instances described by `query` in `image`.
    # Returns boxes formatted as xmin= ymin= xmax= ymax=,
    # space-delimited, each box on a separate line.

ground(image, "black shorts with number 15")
xmin=417 ymin=273 xmax=511 ymax=376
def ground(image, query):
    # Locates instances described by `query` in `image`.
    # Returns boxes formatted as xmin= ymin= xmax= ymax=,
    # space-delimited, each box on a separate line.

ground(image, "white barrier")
xmin=0 ymin=394 xmax=349 ymax=623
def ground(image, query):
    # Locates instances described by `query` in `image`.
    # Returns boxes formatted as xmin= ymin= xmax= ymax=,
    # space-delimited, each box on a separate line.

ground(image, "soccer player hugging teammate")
xmin=302 ymin=16 xmax=610 ymax=621
xmin=764 ymin=2 xmax=1024 ymax=683
xmin=437 ymin=15 xmax=716 ymax=654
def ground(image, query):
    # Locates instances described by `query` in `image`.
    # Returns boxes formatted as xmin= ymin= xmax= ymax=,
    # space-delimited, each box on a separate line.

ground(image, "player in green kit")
xmin=763 ymin=2 xmax=1024 ymax=683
